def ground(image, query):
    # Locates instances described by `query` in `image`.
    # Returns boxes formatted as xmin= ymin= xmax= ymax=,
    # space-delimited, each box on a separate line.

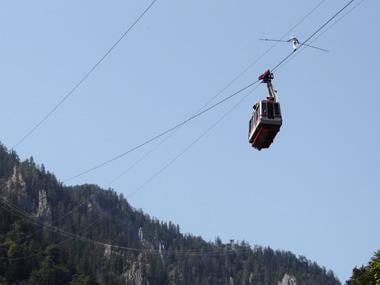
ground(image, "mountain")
xmin=0 ymin=142 xmax=341 ymax=285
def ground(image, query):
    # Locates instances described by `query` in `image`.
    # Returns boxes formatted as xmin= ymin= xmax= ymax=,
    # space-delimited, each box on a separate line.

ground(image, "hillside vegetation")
xmin=346 ymin=251 xmax=380 ymax=285
xmin=0 ymin=143 xmax=341 ymax=285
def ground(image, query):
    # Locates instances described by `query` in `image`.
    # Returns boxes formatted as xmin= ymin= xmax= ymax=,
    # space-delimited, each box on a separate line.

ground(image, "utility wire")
xmin=274 ymin=0 xmax=366 ymax=73
xmin=0 ymin=197 xmax=254 ymax=258
xmin=127 ymin=86 xmax=259 ymax=199
xmin=197 ymin=0 xmax=327 ymax=114
xmin=64 ymin=0 xmax=355 ymax=183
xmin=272 ymin=0 xmax=355 ymax=73
xmin=0 ymin=0 xmax=360 ymax=260
xmin=302 ymin=0 xmax=366 ymax=49
xmin=125 ymin=0 xmax=356 ymax=196
xmin=63 ymin=79 xmax=261 ymax=182
xmin=0 ymin=204 xmax=258 ymax=259
xmin=3 ymin=81 xmax=258 ymax=245
xmin=12 ymin=0 xmax=158 ymax=149
xmin=0 ymin=198 xmax=150 ymax=253
xmin=107 ymin=0 xmax=328 ymax=186
xmin=107 ymin=134 xmax=172 ymax=187
xmin=3 ymin=0 xmax=329 ymax=246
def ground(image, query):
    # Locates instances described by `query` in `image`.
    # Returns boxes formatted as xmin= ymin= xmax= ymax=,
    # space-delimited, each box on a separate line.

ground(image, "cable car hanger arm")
xmin=258 ymin=70 xmax=277 ymax=101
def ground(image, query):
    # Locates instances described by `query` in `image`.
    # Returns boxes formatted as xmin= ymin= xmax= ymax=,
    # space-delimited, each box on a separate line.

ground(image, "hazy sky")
xmin=0 ymin=0 xmax=378 ymax=282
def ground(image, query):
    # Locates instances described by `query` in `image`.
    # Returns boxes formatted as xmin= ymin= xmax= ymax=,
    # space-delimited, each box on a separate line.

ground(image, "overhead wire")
xmin=271 ymin=0 xmax=355 ymax=73
xmin=0 ymin=198 xmax=151 ymax=255
xmin=64 ymin=0 xmax=329 ymax=183
xmin=0 ymin=206 xmax=264 ymax=260
xmin=194 ymin=0 xmax=328 ymax=112
xmin=4 ymin=179 xmax=350 ymax=258
xmin=74 ymin=0 xmax=365 ymax=256
xmin=0 ymin=191 xmax=99 ymax=245
xmin=0 ymin=197 xmax=254 ymax=259
xmin=11 ymin=0 xmax=158 ymax=149
xmin=107 ymin=133 xmax=174 ymax=187
xmin=64 ymin=0 xmax=354 ymax=183
xmin=0 ymin=0 xmax=360 ymax=260
xmin=63 ymin=79 xmax=261 ymax=182
xmin=107 ymin=0 xmax=328 ymax=186
xmin=124 ymin=0 xmax=362 ymax=198
xmin=1 ymin=189 xmax=238 ymax=258
xmin=299 ymin=0 xmax=367 ymax=53
xmin=1 ymin=196 xmax=184 ymax=261
xmin=0 ymin=200 xmax=77 ymax=261
xmin=274 ymin=0 xmax=366 ymax=73
xmin=127 ymin=85 xmax=260 ymax=199
xmin=1 ymin=0 xmax=330 ymax=248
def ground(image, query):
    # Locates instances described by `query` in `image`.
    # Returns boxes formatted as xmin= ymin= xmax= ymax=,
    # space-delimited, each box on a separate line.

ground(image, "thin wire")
xmin=63 ymin=79 xmax=261 ymax=182
xmin=2 ymin=192 xmax=98 ymax=245
xmin=0 ymin=0 xmax=360 ymax=260
xmin=117 ymin=0 xmax=360 ymax=221
xmin=107 ymin=133 xmax=173 ymax=187
xmin=15 ymin=0 xmax=356 ymax=249
xmin=0 ymin=199 xmax=74 ymax=259
xmin=306 ymin=0 xmax=366 ymax=45
xmin=274 ymin=0 xmax=366 ymax=73
xmin=109 ymin=0 xmax=327 ymax=187
xmin=3 ymin=0 xmax=329 ymax=247
xmin=127 ymin=86 xmax=259 ymax=199
xmin=200 ymin=0 xmax=327 ymax=111
xmin=0 ymin=198 xmax=253 ymax=258
xmin=0 ymin=80 xmax=271 ymax=259
xmin=1 ymin=195 xmax=236 ymax=257
xmin=0 ymin=198 xmax=149 ymax=253
xmin=0 ymin=201 xmax=258 ymax=258
xmin=12 ymin=0 xmax=158 ymax=149
xmin=272 ymin=0 xmax=355 ymax=73
xmin=64 ymin=0 xmax=328 ymax=183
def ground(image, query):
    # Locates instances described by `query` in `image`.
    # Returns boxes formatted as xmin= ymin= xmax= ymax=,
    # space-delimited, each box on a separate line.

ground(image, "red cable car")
xmin=248 ymin=70 xmax=282 ymax=150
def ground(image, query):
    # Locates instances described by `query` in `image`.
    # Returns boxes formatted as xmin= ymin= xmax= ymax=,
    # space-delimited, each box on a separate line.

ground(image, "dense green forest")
xmin=346 ymin=251 xmax=380 ymax=285
xmin=0 ymin=142 xmax=341 ymax=284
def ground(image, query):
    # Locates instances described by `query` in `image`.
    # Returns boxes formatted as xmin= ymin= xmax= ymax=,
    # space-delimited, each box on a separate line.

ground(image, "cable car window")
xmin=268 ymin=102 xmax=274 ymax=119
xmin=274 ymin=103 xmax=281 ymax=116
xmin=261 ymin=102 xmax=267 ymax=116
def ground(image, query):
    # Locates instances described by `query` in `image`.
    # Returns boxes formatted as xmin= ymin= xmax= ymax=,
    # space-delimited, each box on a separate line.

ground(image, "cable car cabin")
xmin=248 ymin=99 xmax=282 ymax=150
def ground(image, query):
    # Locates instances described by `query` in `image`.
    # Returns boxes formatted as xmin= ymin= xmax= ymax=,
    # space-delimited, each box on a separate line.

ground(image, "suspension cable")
xmin=2 ymin=1 xmax=330 ymax=248
xmin=0 ymin=0 xmax=360 ymax=260
xmin=64 ymin=0 xmax=356 ymax=183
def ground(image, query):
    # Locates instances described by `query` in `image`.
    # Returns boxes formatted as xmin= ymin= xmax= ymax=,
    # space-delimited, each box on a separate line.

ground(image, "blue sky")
xmin=0 ymin=0 xmax=378 ymax=282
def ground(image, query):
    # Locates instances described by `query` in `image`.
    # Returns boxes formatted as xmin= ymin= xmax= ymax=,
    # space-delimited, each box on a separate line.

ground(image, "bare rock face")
xmin=138 ymin=227 xmax=155 ymax=250
xmin=279 ymin=274 xmax=297 ymax=285
xmin=3 ymin=166 xmax=30 ymax=210
xmin=3 ymin=166 xmax=51 ymax=220
xmin=36 ymin=189 xmax=49 ymax=218
xmin=5 ymin=166 xmax=26 ymax=193
xmin=123 ymin=253 xmax=145 ymax=285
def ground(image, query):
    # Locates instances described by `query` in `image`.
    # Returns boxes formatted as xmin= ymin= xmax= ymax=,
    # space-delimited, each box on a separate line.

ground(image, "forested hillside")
xmin=346 ymin=251 xmax=380 ymax=285
xmin=0 ymin=143 xmax=341 ymax=285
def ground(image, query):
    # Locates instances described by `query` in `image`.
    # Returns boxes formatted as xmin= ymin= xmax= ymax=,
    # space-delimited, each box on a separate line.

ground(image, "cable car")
xmin=248 ymin=70 xmax=282 ymax=150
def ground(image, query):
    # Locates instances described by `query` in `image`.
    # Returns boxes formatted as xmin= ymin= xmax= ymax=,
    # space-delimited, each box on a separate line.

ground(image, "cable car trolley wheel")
xmin=248 ymin=70 xmax=282 ymax=150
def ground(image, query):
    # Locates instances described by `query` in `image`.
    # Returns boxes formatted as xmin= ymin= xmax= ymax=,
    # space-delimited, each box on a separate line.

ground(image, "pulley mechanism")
xmin=258 ymin=69 xmax=277 ymax=101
